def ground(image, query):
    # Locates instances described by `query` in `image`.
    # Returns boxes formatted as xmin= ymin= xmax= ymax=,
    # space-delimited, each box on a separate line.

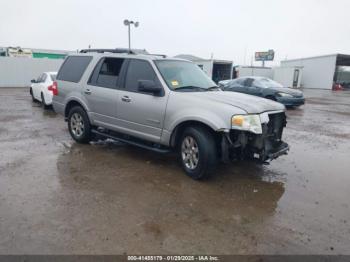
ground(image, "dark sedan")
xmin=219 ymin=77 xmax=305 ymax=107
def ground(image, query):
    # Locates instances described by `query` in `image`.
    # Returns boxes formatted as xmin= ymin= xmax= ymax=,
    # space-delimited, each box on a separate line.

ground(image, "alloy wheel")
xmin=181 ymin=136 xmax=199 ymax=170
xmin=70 ymin=113 xmax=85 ymax=137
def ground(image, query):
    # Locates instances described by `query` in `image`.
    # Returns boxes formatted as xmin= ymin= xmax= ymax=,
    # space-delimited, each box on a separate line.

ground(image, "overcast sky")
xmin=1 ymin=0 xmax=350 ymax=65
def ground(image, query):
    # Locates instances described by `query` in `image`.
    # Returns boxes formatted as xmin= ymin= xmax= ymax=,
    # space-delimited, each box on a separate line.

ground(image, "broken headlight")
xmin=231 ymin=114 xmax=263 ymax=134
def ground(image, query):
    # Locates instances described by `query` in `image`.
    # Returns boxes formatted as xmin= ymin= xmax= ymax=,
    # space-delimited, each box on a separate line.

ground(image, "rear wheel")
xmin=41 ymin=93 xmax=50 ymax=109
xmin=30 ymin=88 xmax=36 ymax=102
xmin=179 ymin=126 xmax=217 ymax=180
xmin=67 ymin=106 xmax=92 ymax=144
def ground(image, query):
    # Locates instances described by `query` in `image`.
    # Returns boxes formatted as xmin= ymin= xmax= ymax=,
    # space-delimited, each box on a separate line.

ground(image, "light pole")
xmin=124 ymin=19 xmax=139 ymax=53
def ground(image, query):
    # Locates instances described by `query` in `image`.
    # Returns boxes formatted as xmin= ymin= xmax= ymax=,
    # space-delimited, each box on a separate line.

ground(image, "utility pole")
xmin=124 ymin=19 xmax=139 ymax=53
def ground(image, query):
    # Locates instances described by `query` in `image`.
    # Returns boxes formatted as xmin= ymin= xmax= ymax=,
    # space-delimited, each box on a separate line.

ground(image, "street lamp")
xmin=124 ymin=19 xmax=139 ymax=53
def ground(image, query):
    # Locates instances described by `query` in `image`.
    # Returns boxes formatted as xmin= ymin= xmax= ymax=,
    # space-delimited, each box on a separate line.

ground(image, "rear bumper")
xmin=52 ymin=101 xmax=65 ymax=115
xmin=276 ymin=96 xmax=305 ymax=106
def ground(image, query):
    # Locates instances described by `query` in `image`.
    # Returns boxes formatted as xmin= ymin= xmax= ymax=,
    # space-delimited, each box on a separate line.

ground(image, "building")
xmin=281 ymin=54 xmax=350 ymax=89
xmin=235 ymin=66 xmax=273 ymax=79
xmin=0 ymin=46 xmax=72 ymax=87
xmin=0 ymin=46 xmax=72 ymax=59
xmin=174 ymin=54 xmax=233 ymax=83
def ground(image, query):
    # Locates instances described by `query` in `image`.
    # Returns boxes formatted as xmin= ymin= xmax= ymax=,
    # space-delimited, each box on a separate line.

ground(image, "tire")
xmin=67 ymin=106 xmax=92 ymax=144
xmin=41 ymin=93 xmax=50 ymax=109
xmin=30 ymin=88 xmax=36 ymax=102
xmin=179 ymin=126 xmax=218 ymax=180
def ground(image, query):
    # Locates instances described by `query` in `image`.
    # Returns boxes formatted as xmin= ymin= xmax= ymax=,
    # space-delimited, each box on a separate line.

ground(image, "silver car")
xmin=53 ymin=49 xmax=289 ymax=180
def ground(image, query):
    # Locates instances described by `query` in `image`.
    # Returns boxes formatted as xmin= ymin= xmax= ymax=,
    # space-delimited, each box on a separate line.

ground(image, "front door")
xmin=84 ymin=57 xmax=126 ymax=128
xmin=116 ymin=59 xmax=168 ymax=143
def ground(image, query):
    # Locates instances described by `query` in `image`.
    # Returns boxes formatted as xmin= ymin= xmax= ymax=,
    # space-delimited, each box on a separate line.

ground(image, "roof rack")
xmin=80 ymin=48 xmax=135 ymax=54
xmin=79 ymin=48 xmax=167 ymax=58
xmin=150 ymin=54 xmax=167 ymax=58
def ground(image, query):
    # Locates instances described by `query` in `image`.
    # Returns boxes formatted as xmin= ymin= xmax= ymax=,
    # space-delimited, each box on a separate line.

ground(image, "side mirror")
xmin=138 ymin=80 xmax=163 ymax=96
xmin=31 ymin=79 xmax=36 ymax=83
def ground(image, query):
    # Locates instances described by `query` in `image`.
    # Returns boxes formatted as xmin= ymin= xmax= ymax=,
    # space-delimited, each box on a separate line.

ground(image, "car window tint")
xmin=245 ymin=78 xmax=254 ymax=87
xmin=95 ymin=58 xmax=124 ymax=88
xmin=36 ymin=74 xmax=43 ymax=83
xmin=57 ymin=56 xmax=92 ymax=82
xmin=41 ymin=74 xmax=47 ymax=83
xmin=125 ymin=60 xmax=156 ymax=92
xmin=253 ymin=79 xmax=265 ymax=88
xmin=229 ymin=78 xmax=245 ymax=88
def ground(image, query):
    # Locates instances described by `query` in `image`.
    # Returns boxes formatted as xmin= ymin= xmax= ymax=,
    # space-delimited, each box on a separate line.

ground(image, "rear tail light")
xmin=49 ymin=81 xmax=58 ymax=95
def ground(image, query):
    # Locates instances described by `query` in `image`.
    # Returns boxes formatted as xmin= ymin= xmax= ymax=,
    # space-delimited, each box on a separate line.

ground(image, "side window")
xmin=93 ymin=58 xmax=124 ymax=88
xmin=36 ymin=74 xmax=44 ymax=83
xmin=41 ymin=74 xmax=47 ymax=83
xmin=229 ymin=78 xmax=244 ymax=88
xmin=125 ymin=60 xmax=157 ymax=93
xmin=252 ymin=79 xmax=264 ymax=88
xmin=245 ymin=78 xmax=254 ymax=87
xmin=57 ymin=56 xmax=92 ymax=83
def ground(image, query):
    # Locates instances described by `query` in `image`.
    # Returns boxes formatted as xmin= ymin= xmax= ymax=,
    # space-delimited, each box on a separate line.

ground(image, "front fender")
xmin=167 ymin=110 xmax=229 ymax=132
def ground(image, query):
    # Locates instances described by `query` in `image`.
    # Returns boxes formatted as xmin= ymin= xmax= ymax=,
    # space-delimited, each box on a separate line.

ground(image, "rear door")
xmin=84 ymin=57 xmax=126 ymax=128
xmin=116 ymin=59 xmax=168 ymax=143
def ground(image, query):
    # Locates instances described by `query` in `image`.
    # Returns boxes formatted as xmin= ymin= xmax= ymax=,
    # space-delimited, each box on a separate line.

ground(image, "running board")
xmin=91 ymin=129 xmax=171 ymax=154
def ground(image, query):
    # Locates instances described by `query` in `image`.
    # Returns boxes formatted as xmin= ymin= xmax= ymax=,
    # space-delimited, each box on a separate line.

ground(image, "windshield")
xmin=256 ymin=78 xmax=283 ymax=88
xmin=155 ymin=60 xmax=217 ymax=91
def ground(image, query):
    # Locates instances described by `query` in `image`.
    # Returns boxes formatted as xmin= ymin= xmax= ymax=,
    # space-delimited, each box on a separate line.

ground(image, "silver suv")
xmin=53 ymin=49 xmax=289 ymax=180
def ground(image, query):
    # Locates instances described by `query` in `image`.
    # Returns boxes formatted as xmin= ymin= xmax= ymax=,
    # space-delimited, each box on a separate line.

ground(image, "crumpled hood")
xmin=270 ymin=87 xmax=303 ymax=97
xmin=191 ymin=91 xmax=285 ymax=114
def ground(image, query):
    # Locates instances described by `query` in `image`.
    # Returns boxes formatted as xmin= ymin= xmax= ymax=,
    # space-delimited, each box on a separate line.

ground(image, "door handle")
xmin=121 ymin=96 xmax=131 ymax=102
xmin=84 ymin=89 xmax=92 ymax=95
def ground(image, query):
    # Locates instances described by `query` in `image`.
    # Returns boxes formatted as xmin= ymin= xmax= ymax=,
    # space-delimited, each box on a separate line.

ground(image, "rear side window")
xmin=41 ymin=74 xmax=47 ymax=82
xmin=92 ymin=58 xmax=124 ymax=88
xmin=57 ymin=56 xmax=92 ymax=82
xmin=125 ymin=60 xmax=157 ymax=92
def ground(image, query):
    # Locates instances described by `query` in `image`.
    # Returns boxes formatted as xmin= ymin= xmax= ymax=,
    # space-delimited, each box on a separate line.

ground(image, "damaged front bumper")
xmin=221 ymin=112 xmax=289 ymax=163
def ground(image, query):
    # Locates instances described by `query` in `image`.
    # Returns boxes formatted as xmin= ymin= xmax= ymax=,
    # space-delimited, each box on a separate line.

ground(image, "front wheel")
xmin=67 ymin=106 xmax=92 ymax=144
xmin=179 ymin=126 xmax=218 ymax=180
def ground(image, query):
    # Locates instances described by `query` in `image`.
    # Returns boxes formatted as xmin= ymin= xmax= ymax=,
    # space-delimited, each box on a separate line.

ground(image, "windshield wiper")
xmin=207 ymin=86 xmax=221 ymax=91
xmin=174 ymin=86 xmax=206 ymax=91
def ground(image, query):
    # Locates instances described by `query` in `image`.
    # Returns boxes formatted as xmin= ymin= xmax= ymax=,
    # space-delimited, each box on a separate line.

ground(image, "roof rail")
xmin=80 ymin=48 xmax=135 ymax=54
xmin=150 ymin=54 xmax=167 ymax=58
xmin=79 ymin=48 xmax=166 ymax=58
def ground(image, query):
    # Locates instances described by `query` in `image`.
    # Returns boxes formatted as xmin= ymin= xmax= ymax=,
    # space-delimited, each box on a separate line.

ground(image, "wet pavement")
xmin=0 ymin=87 xmax=349 ymax=254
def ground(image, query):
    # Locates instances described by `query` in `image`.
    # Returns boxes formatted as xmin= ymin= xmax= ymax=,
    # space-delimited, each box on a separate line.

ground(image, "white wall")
xmin=237 ymin=66 xmax=273 ymax=78
xmin=273 ymin=67 xmax=303 ymax=88
xmin=281 ymin=55 xmax=337 ymax=89
xmin=0 ymin=57 xmax=63 ymax=87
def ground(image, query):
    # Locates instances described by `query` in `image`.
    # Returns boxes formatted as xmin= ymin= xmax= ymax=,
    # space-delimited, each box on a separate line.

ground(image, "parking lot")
xmin=0 ymin=87 xmax=349 ymax=254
